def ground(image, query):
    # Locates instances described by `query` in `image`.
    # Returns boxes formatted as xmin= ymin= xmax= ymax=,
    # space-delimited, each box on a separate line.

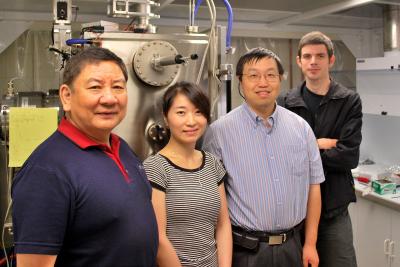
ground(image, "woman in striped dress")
xmin=143 ymin=81 xmax=232 ymax=267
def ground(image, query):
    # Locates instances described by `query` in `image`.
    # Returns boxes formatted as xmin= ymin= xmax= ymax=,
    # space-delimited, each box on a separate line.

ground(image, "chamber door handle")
xmin=384 ymin=239 xmax=390 ymax=255
xmin=389 ymin=241 xmax=395 ymax=259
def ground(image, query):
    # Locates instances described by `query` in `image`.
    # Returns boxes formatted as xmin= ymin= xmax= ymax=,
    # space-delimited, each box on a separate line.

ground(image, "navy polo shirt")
xmin=12 ymin=118 xmax=158 ymax=267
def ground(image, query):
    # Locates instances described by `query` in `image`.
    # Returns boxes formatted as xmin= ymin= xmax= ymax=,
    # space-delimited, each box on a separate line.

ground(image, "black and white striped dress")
xmin=143 ymin=150 xmax=226 ymax=267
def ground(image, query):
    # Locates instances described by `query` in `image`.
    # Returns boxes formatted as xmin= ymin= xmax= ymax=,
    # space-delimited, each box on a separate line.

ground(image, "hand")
xmin=303 ymin=243 xmax=319 ymax=267
xmin=317 ymin=138 xmax=337 ymax=150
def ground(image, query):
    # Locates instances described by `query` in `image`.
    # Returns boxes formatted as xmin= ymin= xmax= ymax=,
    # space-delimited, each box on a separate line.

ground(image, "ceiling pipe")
xmin=383 ymin=5 xmax=400 ymax=53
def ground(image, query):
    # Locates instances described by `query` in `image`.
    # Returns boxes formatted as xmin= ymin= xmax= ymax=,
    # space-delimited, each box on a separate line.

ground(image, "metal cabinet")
xmin=391 ymin=211 xmax=400 ymax=267
xmin=350 ymin=196 xmax=400 ymax=267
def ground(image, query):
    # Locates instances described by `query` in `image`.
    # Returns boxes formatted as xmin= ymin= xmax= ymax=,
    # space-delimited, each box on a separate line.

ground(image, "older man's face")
xmin=61 ymin=61 xmax=127 ymax=143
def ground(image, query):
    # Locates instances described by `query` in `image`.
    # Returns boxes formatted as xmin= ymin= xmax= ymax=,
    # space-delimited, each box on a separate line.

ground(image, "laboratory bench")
xmin=349 ymin=164 xmax=400 ymax=267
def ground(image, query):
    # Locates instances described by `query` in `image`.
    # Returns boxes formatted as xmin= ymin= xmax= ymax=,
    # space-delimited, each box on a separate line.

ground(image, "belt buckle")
xmin=268 ymin=233 xmax=286 ymax=245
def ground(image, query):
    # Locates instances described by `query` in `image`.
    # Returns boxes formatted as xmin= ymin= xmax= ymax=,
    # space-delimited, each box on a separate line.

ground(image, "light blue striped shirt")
xmin=203 ymin=103 xmax=325 ymax=231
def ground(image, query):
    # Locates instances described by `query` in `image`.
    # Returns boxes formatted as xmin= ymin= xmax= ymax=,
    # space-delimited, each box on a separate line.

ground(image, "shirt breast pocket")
xmin=287 ymin=143 xmax=309 ymax=180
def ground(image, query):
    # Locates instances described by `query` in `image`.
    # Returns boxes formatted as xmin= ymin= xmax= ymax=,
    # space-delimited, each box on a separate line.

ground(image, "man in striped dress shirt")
xmin=203 ymin=47 xmax=325 ymax=267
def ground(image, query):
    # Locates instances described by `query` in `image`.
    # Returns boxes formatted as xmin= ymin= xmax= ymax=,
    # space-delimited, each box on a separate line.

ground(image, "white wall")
xmin=360 ymin=114 xmax=400 ymax=166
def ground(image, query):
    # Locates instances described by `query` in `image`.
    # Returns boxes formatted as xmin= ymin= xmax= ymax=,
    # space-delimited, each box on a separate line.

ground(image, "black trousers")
xmin=232 ymin=229 xmax=303 ymax=267
xmin=317 ymin=209 xmax=357 ymax=267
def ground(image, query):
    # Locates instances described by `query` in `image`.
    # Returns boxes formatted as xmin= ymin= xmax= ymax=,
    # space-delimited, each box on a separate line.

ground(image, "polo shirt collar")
xmin=58 ymin=118 xmax=120 ymax=153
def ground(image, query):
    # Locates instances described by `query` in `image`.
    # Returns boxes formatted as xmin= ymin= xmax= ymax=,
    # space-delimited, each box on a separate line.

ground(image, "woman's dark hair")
xmin=162 ymin=81 xmax=211 ymax=123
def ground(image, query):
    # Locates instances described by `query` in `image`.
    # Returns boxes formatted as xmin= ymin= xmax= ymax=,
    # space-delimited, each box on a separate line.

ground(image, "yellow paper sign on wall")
xmin=9 ymin=107 xmax=58 ymax=167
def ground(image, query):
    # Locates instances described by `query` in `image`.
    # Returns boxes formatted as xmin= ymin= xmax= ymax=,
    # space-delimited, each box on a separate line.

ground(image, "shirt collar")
xmin=242 ymin=102 xmax=279 ymax=132
xmin=58 ymin=117 xmax=120 ymax=153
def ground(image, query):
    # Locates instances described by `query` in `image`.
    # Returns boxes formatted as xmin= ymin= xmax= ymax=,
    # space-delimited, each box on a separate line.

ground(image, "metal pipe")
xmin=189 ymin=0 xmax=195 ymax=26
xmin=383 ymin=5 xmax=400 ymax=52
xmin=136 ymin=3 xmax=149 ymax=31
xmin=152 ymin=54 xmax=198 ymax=69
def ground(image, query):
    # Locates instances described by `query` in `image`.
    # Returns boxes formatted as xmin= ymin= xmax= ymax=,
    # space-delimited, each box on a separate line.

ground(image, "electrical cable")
xmin=65 ymin=38 xmax=92 ymax=46
xmin=208 ymin=0 xmax=219 ymax=83
xmin=195 ymin=0 xmax=214 ymax=84
xmin=196 ymin=0 xmax=218 ymax=83
xmin=195 ymin=0 xmax=233 ymax=117
xmin=49 ymin=47 xmax=71 ymax=70
xmin=51 ymin=23 xmax=55 ymax=45
xmin=124 ymin=17 xmax=138 ymax=31
xmin=80 ymin=26 xmax=105 ymax=38
xmin=7 ymin=77 xmax=30 ymax=94
xmin=194 ymin=0 xmax=203 ymax=18
xmin=193 ymin=0 xmax=223 ymax=118
xmin=220 ymin=0 xmax=233 ymax=48
xmin=226 ymin=79 xmax=232 ymax=112
xmin=1 ymin=201 xmax=12 ymax=267
xmin=207 ymin=0 xmax=224 ymax=118
xmin=1 ymin=128 xmax=12 ymax=267
xmin=194 ymin=0 xmax=233 ymax=48
xmin=237 ymin=83 xmax=244 ymax=99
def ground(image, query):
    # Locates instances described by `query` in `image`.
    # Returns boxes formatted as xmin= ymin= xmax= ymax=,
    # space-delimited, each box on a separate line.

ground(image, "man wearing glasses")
xmin=203 ymin=47 xmax=324 ymax=267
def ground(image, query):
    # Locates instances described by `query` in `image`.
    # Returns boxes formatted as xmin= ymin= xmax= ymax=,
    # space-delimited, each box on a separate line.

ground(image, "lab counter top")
xmin=353 ymin=164 xmax=400 ymax=212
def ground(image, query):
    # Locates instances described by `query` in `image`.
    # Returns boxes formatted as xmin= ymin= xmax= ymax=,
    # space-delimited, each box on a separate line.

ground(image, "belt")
xmin=232 ymin=221 xmax=304 ymax=246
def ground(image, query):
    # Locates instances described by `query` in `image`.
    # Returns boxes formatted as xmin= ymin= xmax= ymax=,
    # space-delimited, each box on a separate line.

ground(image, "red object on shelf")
xmin=357 ymin=177 xmax=370 ymax=183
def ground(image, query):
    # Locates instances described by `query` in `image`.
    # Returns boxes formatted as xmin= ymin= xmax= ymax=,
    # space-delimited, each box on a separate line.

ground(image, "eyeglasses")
xmin=241 ymin=72 xmax=280 ymax=83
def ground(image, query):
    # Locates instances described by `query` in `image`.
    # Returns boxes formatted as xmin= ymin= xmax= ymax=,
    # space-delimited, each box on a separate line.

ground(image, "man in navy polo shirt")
xmin=12 ymin=47 xmax=158 ymax=267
